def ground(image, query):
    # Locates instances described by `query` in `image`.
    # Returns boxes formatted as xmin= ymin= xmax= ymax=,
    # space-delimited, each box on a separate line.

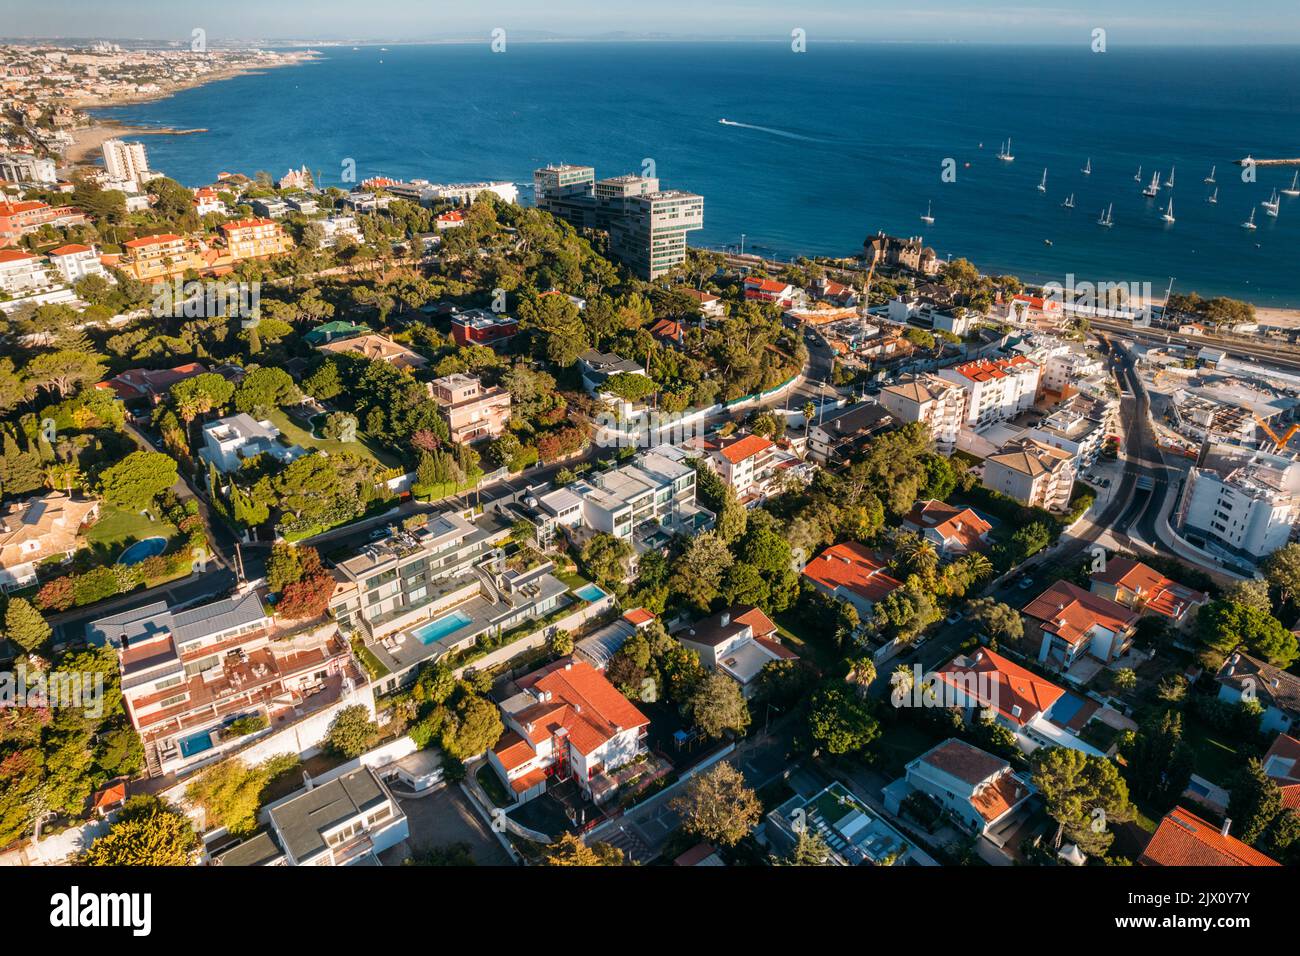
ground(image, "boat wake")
xmin=718 ymin=118 xmax=828 ymax=142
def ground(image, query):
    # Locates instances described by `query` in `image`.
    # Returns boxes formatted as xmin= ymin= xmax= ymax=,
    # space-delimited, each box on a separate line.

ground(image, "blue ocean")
xmin=94 ymin=42 xmax=1300 ymax=305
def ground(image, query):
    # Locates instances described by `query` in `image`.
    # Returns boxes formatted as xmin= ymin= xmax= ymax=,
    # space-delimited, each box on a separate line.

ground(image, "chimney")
xmin=720 ymin=611 xmax=731 ymax=627
xmin=564 ymin=662 xmax=572 ymax=670
xmin=1221 ymin=817 xmax=1233 ymax=837
xmin=1011 ymin=704 xmax=1022 ymax=719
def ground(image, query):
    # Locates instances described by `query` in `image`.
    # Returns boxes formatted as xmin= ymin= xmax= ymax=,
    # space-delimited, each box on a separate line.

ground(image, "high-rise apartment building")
xmin=102 ymin=138 xmax=150 ymax=182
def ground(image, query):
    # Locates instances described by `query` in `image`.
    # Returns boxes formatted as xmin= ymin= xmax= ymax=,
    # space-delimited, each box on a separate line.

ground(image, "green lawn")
xmin=1181 ymin=714 xmax=1243 ymax=787
xmin=84 ymin=504 xmax=176 ymax=556
xmin=773 ymin=615 xmax=840 ymax=674
xmin=264 ymin=407 xmax=400 ymax=468
xmin=874 ymin=721 xmax=947 ymax=776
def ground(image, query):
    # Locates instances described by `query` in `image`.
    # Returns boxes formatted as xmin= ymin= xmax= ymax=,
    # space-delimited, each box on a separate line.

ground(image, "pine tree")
xmin=4 ymin=597 xmax=52 ymax=654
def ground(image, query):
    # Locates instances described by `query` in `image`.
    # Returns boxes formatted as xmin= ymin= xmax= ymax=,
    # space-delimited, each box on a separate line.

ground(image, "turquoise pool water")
xmin=177 ymin=728 xmax=215 ymax=759
xmin=117 ymin=536 xmax=167 ymax=566
xmin=575 ymin=583 xmax=607 ymax=602
xmin=413 ymin=610 xmax=474 ymax=645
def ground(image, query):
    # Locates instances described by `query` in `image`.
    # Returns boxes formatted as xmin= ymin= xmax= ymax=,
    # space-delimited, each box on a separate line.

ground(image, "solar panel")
xmin=21 ymin=501 xmax=46 ymax=525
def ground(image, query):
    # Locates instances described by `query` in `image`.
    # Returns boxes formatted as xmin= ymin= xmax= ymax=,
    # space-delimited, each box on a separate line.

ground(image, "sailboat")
xmin=1062 ymin=193 xmax=1076 ymax=209
xmin=1134 ymin=165 xmax=1142 ymax=182
xmin=1097 ymin=203 xmax=1114 ymax=227
xmin=1142 ymin=171 xmax=1161 ymax=198
xmin=1037 ymin=169 xmax=1047 ymax=192
xmin=1162 ymin=198 xmax=1176 ymax=224
xmin=920 ymin=200 xmax=935 ymax=225
xmin=1242 ymin=207 xmax=1258 ymax=230
xmin=1263 ymin=189 xmax=1280 ymax=216
xmin=997 ymin=139 xmax=1015 ymax=162
xmin=1082 ymin=158 xmax=1092 ymax=175
xmin=1283 ymin=171 xmax=1300 ymax=197
xmin=1166 ymin=166 xmax=1176 ymax=188
xmin=1204 ymin=165 xmax=1216 ymax=184
xmin=1207 ymin=187 xmax=1218 ymax=204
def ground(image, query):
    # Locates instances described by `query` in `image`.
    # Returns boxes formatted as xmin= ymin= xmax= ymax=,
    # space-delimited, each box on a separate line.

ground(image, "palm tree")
xmin=43 ymin=461 xmax=81 ymax=496
xmin=964 ymin=552 xmax=994 ymax=583
xmin=896 ymin=534 xmax=939 ymax=581
xmin=803 ymin=401 xmax=815 ymax=440
xmin=845 ymin=656 xmax=876 ymax=698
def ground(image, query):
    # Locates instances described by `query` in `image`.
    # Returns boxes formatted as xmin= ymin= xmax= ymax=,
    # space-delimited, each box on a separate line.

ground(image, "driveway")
xmin=379 ymin=785 xmax=513 ymax=866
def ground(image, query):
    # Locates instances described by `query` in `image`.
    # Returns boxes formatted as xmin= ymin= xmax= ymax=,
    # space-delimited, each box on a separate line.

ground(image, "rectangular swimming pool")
xmin=575 ymin=583 xmax=607 ymax=602
xmin=178 ymin=728 xmax=215 ymax=759
xmin=413 ymin=609 xmax=474 ymax=645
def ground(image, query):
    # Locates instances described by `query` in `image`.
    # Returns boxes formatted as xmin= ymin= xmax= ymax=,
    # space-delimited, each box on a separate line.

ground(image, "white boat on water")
xmin=1082 ymin=158 xmax=1092 ymax=175
xmin=1062 ymin=193 xmax=1075 ymax=208
xmin=1204 ymin=165 xmax=1216 ymax=184
xmin=920 ymin=200 xmax=935 ymax=224
xmin=1162 ymin=198 xmax=1176 ymax=223
xmin=1097 ymin=203 xmax=1114 ymax=227
xmin=997 ymin=139 xmax=1015 ymax=162
xmin=1242 ymin=207 xmax=1258 ymax=230
xmin=1134 ymin=165 xmax=1142 ymax=182
xmin=1264 ymin=189 xmax=1280 ymax=216
xmin=1207 ymin=187 xmax=1218 ymax=204
xmin=1283 ymin=171 xmax=1300 ymax=197
xmin=1037 ymin=169 xmax=1047 ymax=192
xmin=1166 ymin=166 xmax=1176 ymax=188
xmin=1142 ymin=171 xmax=1161 ymax=197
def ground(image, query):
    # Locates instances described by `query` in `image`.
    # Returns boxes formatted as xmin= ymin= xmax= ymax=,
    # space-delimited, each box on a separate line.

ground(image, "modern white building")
xmin=1176 ymin=443 xmax=1300 ymax=567
xmin=101 ymin=138 xmax=151 ymax=183
xmin=887 ymin=295 xmax=976 ymax=337
xmin=200 ymin=413 xmax=306 ymax=474
xmin=1026 ymin=392 xmax=1116 ymax=469
xmin=0 ymin=249 xmax=55 ymax=294
xmin=567 ymin=449 xmax=714 ymax=550
xmin=0 ymin=153 xmax=57 ymax=184
xmin=218 ymin=766 xmax=409 ymax=866
xmin=886 ymin=738 xmax=1035 ymax=841
xmin=938 ymin=356 xmax=1040 ymax=429
xmin=47 ymin=243 xmax=106 ymax=284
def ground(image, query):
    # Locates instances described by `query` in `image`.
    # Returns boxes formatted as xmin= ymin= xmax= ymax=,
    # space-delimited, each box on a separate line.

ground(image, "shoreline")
xmin=60 ymin=52 xmax=319 ymax=168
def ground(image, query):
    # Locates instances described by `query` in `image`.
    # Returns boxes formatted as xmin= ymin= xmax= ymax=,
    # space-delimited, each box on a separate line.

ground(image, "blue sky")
xmin=5 ymin=0 xmax=1299 ymax=44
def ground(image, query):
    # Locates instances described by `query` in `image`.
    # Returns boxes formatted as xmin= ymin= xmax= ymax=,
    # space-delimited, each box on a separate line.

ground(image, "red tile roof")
xmin=802 ymin=541 xmax=903 ymax=605
xmin=717 ymin=433 xmax=773 ymax=465
xmin=510 ymin=660 xmax=649 ymax=757
xmin=951 ymin=355 xmax=1038 ymax=383
xmin=733 ymin=605 xmax=777 ymax=640
xmin=622 ymin=608 xmax=656 ymax=627
xmin=1263 ymin=733 xmax=1300 ymax=810
xmin=1022 ymin=580 xmax=1138 ymax=648
xmin=0 ymin=200 xmax=48 ymax=216
xmin=935 ymin=648 xmax=1065 ymax=727
xmin=1140 ymin=806 xmax=1280 ymax=866
xmin=902 ymin=499 xmax=992 ymax=552
xmin=0 ymin=249 xmax=36 ymax=263
xmin=1091 ymin=557 xmax=1207 ymax=619
xmin=48 ymin=243 xmax=92 ymax=256
xmin=123 ymin=233 xmax=183 ymax=248
xmin=744 ymin=277 xmax=791 ymax=294
xmin=220 ymin=218 xmax=277 ymax=232
xmin=437 ymin=209 xmax=466 ymax=222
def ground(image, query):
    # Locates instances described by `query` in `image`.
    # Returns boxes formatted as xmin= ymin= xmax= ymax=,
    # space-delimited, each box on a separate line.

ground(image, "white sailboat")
xmin=1166 ymin=166 xmax=1176 ymax=188
xmin=1062 ymin=193 xmax=1075 ymax=209
xmin=1134 ymin=165 xmax=1142 ymax=182
xmin=1097 ymin=203 xmax=1114 ymax=227
xmin=1162 ymin=198 xmax=1176 ymax=223
xmin=1283 ymin=171 xmax=1300 ymax=197
xmin=1037 ymin=169 xmax=1047 ymax=192
xmin=1204 ymin=165 xmax=1216 ymax=184
xmin=920 ymin=200 xmax=935 ymax=225
xmin=1142 ymin=171 xmax=1161 ymax=198
xmin=1242 ymin=207 xmax=1258 ymax=230
xmin=1263 ymin=189 xmax=1280 ymax=216
xmin=1082 ymin=158 xmax=1092 ymax=175
xmin=1207 ymin=187 xmax=1218 ymax=204
xmin=997 ymin=138 xmax=1015 ymax=162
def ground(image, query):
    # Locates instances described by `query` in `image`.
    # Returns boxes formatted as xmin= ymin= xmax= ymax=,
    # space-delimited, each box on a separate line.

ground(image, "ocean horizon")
xmin=93 ymin=41 xmax=1300 ymax=307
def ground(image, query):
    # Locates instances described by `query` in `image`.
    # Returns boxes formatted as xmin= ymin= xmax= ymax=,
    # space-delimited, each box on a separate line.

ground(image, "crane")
xmin=1255 ymin=415 xmax=1300 ymax=449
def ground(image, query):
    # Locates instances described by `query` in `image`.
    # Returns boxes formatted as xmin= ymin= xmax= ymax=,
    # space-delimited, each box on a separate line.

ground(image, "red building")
xmin=450 ymin=308 xmax=519 ymax=349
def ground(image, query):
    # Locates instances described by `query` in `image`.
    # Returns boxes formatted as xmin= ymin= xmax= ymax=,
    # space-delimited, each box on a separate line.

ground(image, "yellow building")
xmin=119 ymin=233 xmax=201 ymax=282
xmin=220 ymin=218 xmax=294 ymax=261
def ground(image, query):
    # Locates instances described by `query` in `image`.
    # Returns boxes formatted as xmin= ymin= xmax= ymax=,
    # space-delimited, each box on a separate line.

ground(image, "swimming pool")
xmin=117 ymin=536 xmax=167 ymax=566
xmin=575 ymin=583 xmax=607 ymax=602
xmin=177 ymin=728 xmax=215 ymax=759
xmin=413 ymin=609 xmax=474 ymax=645
xmin=1050 ymin=692 xmax=1088 ymax=724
